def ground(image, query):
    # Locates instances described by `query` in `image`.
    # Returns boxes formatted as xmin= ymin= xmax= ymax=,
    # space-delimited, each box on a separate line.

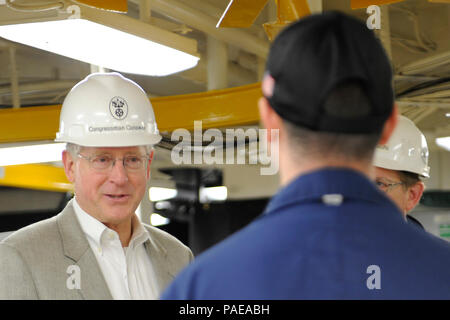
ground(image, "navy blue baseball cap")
xmin=263 ymin=11 xmax=394 ymax=134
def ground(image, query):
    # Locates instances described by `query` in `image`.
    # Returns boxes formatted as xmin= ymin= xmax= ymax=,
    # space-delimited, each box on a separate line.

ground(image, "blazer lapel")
xmin=76 ymin=249 xmax=113 ymax=300
xmin=57 ymin=200 xmax=113 ymax=300
xmin=143 ymin=235 xmax=175 ymax=293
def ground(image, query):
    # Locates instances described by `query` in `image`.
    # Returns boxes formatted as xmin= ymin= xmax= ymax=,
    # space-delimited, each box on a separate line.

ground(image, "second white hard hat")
xmin=373 ymin=115 xmax=430 ymax=178
xmin=55 ymin=72 xmax=162 ymax=147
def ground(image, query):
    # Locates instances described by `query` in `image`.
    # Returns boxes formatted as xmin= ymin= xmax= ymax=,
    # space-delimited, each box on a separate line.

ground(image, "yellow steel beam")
xmin=263 ymin=0 xmax=311 ymax=40
xmin=0 ymin=105 xmax=61 ymax=144
xmin=154 ymin=82 xmax=261 ymax=133
xmin=276 ymin=0 xmax=311 ymax=22
xmin=0 ymin=164 xmax=72 ymax=192
xmin=218 ymin=0 xmax=447 ymax=29
xmin=0 ymin=83 xmax=262 ymax=144
xmin=217 ymin=0 xmax=312 ymax=40
xmin=73 ymin=0 xmax=128 ymax=12
xmin=217 ymin=0 xmax=269 ymax=28
xmin=351 ymin=0 xmax=405 ymax=9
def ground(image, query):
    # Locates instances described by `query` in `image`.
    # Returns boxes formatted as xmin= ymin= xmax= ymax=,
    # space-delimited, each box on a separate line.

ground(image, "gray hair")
xmin=65 ymin=143 xmax=154 ymax=159
xmin=65 ymin=143 xmax=81 ymax=159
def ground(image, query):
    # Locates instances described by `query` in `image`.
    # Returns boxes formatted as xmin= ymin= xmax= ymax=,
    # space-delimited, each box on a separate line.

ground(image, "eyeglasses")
xmin=375 ymin=179 xmax=405 ymax=192
xmin=77 ymin=153 xmax=148 ymax=171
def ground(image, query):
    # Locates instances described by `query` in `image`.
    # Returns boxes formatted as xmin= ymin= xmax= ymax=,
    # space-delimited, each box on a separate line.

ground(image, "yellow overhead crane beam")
xmin=218 ymin=0 xmax=450 ymax=39
xmin=0 ymin=164 xmax=73 ymax=193
xmin=0 ymin=83 xmax=262 ymax=192
xmin=72 ymin=0 xmax=128 ymax=12
xmin=0 ymin=83 xmax=261 ymax=144
xmin=350 ymin=0 xmax=405 ymax=9
xmin=155 ymin=83 xmax=261 ymax=133
xmin=0 ymin=105 xmax=61 ymax=144
xmin=218 ymin=0 xmax=312 ymax=41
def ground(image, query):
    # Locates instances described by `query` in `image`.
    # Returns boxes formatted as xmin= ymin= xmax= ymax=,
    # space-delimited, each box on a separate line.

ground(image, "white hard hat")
xmin=373 ymin=115 xmax=430 ymax=178
xmin=55 ymin=72 xmax=161 ymax=147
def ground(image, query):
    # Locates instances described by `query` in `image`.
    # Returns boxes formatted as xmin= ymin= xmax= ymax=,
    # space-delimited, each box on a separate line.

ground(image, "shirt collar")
xmin=72 ymin=197 xmax=150 ymax=250
xmin=264 ymin=168 xmax=395 ymax=215
xmin=73 ymin=197 xmax=107 ymax=249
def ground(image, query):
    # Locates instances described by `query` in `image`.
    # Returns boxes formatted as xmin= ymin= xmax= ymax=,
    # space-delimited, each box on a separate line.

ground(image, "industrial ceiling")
xmin=0 ymin=0 xmax=449 ymax=196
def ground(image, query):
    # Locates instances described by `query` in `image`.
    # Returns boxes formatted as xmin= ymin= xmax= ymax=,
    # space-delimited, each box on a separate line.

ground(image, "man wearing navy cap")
xmin=162 ymin=11 xmax=450 ymax=299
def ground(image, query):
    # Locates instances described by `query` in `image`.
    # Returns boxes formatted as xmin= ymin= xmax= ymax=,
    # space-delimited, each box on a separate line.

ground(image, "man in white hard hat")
xmin=0 ymin=73 xmax=193 ymax=300
xmin=373 ymin=115 xmax=430 ymax=228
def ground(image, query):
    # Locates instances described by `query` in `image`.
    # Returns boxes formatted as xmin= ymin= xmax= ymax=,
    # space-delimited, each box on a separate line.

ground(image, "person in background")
xmin=161 ymin=11 xmax=450 ymax=299
xmin=0 ymin=73 xmax=193 ymax=299
xmin=373 ymin=115 xmax=429 ymax=229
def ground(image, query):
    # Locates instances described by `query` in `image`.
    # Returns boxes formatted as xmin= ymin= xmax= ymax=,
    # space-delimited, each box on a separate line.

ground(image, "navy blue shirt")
xmin=162 ymin=169 xmax=450 ymax=299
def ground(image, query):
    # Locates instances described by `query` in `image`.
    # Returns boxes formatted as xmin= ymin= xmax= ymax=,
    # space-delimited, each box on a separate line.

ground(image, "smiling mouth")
xmin=105 ymin=194 xmax=129 ymax=199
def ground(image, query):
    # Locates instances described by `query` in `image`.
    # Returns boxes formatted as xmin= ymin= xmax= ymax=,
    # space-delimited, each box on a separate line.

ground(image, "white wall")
xmin=224 ymin=164 xmax=280 ymax=200
xmin=410 ymin=206 xmax=450 ymax=242
xmin=425 ymin=150 xmax=450 ymax=190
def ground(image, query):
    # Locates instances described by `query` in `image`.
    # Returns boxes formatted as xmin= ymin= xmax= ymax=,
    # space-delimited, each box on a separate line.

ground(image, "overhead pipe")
xmin=398 ymin=51 xmax=450 ymax=75
xmin=178 ymin=58 xmax=256 ymax=87
xmin=0 ymin=80 xmax=78 ymax=96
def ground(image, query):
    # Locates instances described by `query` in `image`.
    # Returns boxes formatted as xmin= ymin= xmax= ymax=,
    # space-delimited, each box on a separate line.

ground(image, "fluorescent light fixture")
xmin=151 ymin=213 xmax=170 ymax=227
xmin=149 ymin=187 xmax=177 ymax=202
xmin=436 ymin=137 xmax=450 ymax=151
xmin=200 ymin=186 xmax=228 ymax=203
xmin=0 ymin=5 xmax=199 ymax=76
xmin=154 ymin=201 xmax=172 ymax=210
xmin=0 ymin=143 xmax=66 ymax=166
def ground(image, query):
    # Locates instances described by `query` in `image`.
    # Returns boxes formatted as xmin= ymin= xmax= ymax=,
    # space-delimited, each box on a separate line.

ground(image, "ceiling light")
xmin=0 ymin=142 xmax=66 ymax=166
xmin=149 ymin=187 xmax=177 ymax=202
xmin=150 ymin=213 xmax=170 ymax=227
xmin=0 ymin=4 xmax=199 ymax=76
xmin=435 ymin=137 xmax=450 ymax=151
xmin=200 ymin=186 xmax=228 ymax=202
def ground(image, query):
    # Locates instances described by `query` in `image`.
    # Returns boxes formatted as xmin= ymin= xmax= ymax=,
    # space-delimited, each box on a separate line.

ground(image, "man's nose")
xmin=108 ymin=159 xmax=129 ymax=184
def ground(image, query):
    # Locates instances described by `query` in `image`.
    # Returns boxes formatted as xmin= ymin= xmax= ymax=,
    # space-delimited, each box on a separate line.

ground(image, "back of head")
xmin=263 ymin=11 xmax=394 ymax=160
xmin=55 ymin=72 xmax=162 ymax=147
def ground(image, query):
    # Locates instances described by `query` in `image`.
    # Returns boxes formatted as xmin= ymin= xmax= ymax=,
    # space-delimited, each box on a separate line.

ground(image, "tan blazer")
xmin=0 ymin=200 xmax=193 ymax=299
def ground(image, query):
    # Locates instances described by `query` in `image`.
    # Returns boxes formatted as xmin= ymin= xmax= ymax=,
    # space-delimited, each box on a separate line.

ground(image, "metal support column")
xmin=139 ymin=0 xmax=152 ymax=23
xmin=207 ymin=36 xmax=228 ymax=90
xmin=8 ymin=45 xmax=20 ymax=109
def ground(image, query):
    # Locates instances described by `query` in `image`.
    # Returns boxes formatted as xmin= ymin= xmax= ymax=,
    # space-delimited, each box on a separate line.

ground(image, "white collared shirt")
xmin=73 ymin=198 xmax=159 ymax=300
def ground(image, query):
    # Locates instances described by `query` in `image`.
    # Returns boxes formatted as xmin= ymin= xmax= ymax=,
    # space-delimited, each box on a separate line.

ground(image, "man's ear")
xmin=258 ymin=97 xmax=282 ymax=143
xmin=62 ymin=150 xmax=76 ymax=183
xmin=405 ymin=182 xmax=425 ymax=212
xmin=379 ymin=104 xmax=398 ymax=145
